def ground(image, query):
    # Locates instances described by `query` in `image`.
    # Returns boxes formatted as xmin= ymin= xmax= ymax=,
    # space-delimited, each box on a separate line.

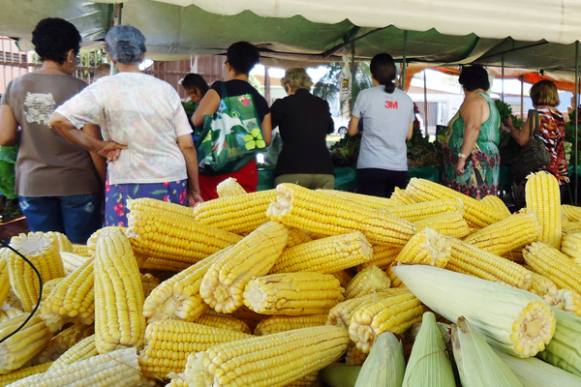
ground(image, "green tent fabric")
xmin=0 ymin=146 xmax=18 ymax=200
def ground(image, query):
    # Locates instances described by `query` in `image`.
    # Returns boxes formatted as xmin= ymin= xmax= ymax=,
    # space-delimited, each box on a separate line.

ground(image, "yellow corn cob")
xmin=0 ymin=307 xmax=23 ymax=324
xmin=272 ymin=231 xmax=371 ymax=274
xmin=0 ymin=257 xmax=9 ymax=307
xmin=463 ymin=213 xmax=541 ymax=257
xmin=561 ymin=232 xmax=581 ymax=264
xmin=413 ymin=210 xmax=471 ymax=239
xmin=386 ymin=264 xmax=404 ymax=287
xmin=86 ymin=226 xmax=126 ymax=257
xmin=481 ymin=195 xmax=511 ymax=219
xmin=349 ymin=291 xmax=425 ymax=353
xmin=254 ymin=314 xmax=327 ymax=335
xmin=326 ymin=289 xmax=409 ymax=328
xmin=286 ymin=227 xmax=313 ymax=248
xmin=544 ymin=289 xmax=581 ymax=317
xmin=34 ymin=324 xmax=93 ymax=364
xmin=397 ymin=228 xmax=451 ymax=268
xmin=345 ymin=343 xmax=367 ymax=365
xmin=7 ymin=232 xmax=64 ymax=311
xmin=267 ymin=183 xmax=416 ymax=246
xmin=46 ymin=232 xmax=73 ymax=252
xmin=41 ymin=259 xmax=94 ymax=325
xmin=447 ymin=238 xmax=532 ymax=290
xmin=49 ymin=334 xmax=97 ymax=369
xmin=562 ymin=204 xmax=581 ymax=222
xmin=243 ymin=272 xmax=343 ymax=315
xmin=138 ymin=320 xmax=251 ymax=379
xmin=216 ymin=177 xmax=247 ymax=197
xmin=331 ymin=270 xmax=353 ymax=287
xmin=127 ymin=198 xmax=242 ymax=269
xmin=94 ymin=228 xmax=145 ymax=353
xmin=182 ymin=326 xmax=349 ymax=387
xmin=388 ymin=198 xmax=463 ymax=222
xmin=60 ymin=252 xmax=90 ymax=275
xmin=193 ymin=190 xmax=276 ymax=234
xmin=527 ymin=270 xmax=558 ymax=297
xmin=195 ymin=314 xmax=251 ymax=333
xmin=3 ymin=290 xmax=21 ymax=311
xmin=318 ymin=189 xmax=396 ymax=209
xmin=345 ymin=266 xmax=391 ymax=299
xmin=405 ymin=178 xmax=506 ymax=228
xmin=525 ymin=171 xmax=562 ymax=248
xmin=143 ymin=249 xmax=226 ymax=322
xmin=201 ymin=222 xmax=288 ymax=313
xmin=524 ymin=242 xmax=581 ymax=293
xmin=361 ymin=245 xmax=399 ymax=269
xmin=390 ymin=187 xmax=417 ymax=205
xmin=562 ymin=219 xmax=581 ymax=236
xmin=0 ymin=315 xmax=51 ymax=374
xmin=38 ymin=278 xmax=64 ymax=333
xmin=0 ymin=362 xmax=52 ymax=386
xmin=71 ymin=244 xmax=90 ymax=257
xmin=9 ymin=347 xmax=146 ymax=387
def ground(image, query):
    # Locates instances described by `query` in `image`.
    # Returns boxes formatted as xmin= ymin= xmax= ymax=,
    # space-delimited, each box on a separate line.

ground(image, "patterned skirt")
xmin=442 ymin=147 xmax=500 ymax=199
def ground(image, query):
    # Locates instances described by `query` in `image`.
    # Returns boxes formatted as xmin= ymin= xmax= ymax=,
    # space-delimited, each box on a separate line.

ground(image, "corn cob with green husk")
xmin=413 ymin=210 xmax=471 ymax=238
xmin=537 ymin=309 xmax=581 ymax=376
xmin=526 ymin=171 xmax=562 ymax=248
xmin=354 ymin=332 xmax=404 ymax=387
xmin=345 ymin=265 xmax=391 ymax=299
xmin=397 ymin=228 xmax=451 ymax=268
xmin=394 ymin=265 xmax=555 ymax=358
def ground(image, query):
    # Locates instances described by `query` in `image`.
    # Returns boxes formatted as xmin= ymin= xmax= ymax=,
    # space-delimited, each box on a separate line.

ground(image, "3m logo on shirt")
xmin=385 ymin=100 xmax=399 ymax=110
xmin=23 ymin=92 xmax=56 ymax=125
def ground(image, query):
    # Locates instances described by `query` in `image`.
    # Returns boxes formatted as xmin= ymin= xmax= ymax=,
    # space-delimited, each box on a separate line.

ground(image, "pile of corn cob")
xmin=0 ymin=172 xmax=579 ymax=386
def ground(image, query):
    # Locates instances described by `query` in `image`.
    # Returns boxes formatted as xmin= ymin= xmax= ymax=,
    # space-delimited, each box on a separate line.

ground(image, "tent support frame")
xmin=575 ymin=41 xmax=579 ymax=204
xmin=401 ymin=30 xmax=408 ymax=90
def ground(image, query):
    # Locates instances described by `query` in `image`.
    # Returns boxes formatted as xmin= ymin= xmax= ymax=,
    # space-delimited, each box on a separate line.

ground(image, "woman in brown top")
xmin=0 ymin=18 xmax=106 ymax=243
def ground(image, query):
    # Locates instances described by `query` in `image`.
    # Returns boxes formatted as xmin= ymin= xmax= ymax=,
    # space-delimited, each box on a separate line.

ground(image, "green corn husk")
xmin=538 ymin=309 xmax=581 ymax=376
xmin=354 ymin=332 xmax=404 ymax=387
xmin=452 ymin=317 xmax=523 ymax=387
xmin=496 ymin=349 xmax=581 ymax=387
xmin=402 ymin=312 xmax=455 ymax=387
xmin=319 ymin=363 xmax=361 ymax=387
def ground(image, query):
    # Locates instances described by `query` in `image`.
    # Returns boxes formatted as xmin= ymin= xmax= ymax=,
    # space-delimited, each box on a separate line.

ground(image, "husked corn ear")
xmin=386 ymin=264 xmax=403 ymax=287
xmin=331 ymin=270 xmax=353 ymax=287
xmin=254 ymin=314 xmax=327 ymax=335
xmin=544 ymin=289 xmax=581 ymax=317
xmin=397 ymin=228 xmax=451 ymax=268
xmin=94 ymin=228 xmax=145 ymax=353
xmin=0 ymin=315 xmax=51 ymax=374
xmin=464 ymin=213 xmax=541 ymax=257
xmin=414 ymin=211 xmax=471 ymax=238
xmin=345 ymin=266 xmax=391 ymax=299
xmin=9 ymin=347 xmax=146 ymax=387
xmin=8 ymin=232 xmax=64 ymax=311
xmin=201 ymin=222 xmax=288 ymax=313
xmin=138 ymin=320 xmax=251 ymax=378
xmin=267 ymin=184 xmax=415 ymax=246
xmin=562 ymin=219 xmax=581 ymax=235
xmin=0 ymin=362 xmax=52 ymax=386
xmin=286 ymin=227 xmax=312 ymax=248
xmin=182 ymin=326 xmax=349 ymax=387
xmin=326 ymin=289 xmax=409 ymax=328
xmin=362 ymin=245 xmax=399 ymax=269
xmin=481 ymin=195 xmax=511 ymax=219
xmin=388 ymin=198 xmax=463 ymax=222
xmin=447 ymin=238 xmax=532 ymax=289
xmin=561 ymin=232 xmax=581 ymax=263
xmin=272 ymin=231 xmax=371 ymax=274
xmin=49 ymin=335 xmax=97 ymax=369
xmin=0 ymin=257 xmax=8 ymax=307
xmin=527 ymin=270 xmax=558 ymax=297
xmin=46 ymin=232 xmax=73 ymax=252
xmin=524 ymin=242 xmax=581 ymax=293
xmin=140 ymin=273 xmax=159 ymax=298
xmin=193 ymin=190 xmax=276 ymax=234
xmin=562 ymin=204 xmax=581 ymax=222
xmin=143 ymin=250 xmax=225 ymax=322
xmin=216 ymin=177 xmax=247 ymax=197
xmin=390 ymin=187 xmax=417 ymax=205
xmin=525 ymin=171 xmax=562 ymax=248
xmin=318 ymin=189 xmax=396 ymax=209
xmin=41 ymin=259 xmax=94 ymax=325
xmin=348 ymin=291 xmax=425 ymax=353
xmin=345 ymin=344 xmax=367 ymax=365
xmin=60 ymin=252 xmax=90 ymax=275
xmin=34 ymin=324 xmax=93 ymax=364
xmin=406 ymin=178 xmax=506 ymax=228
xmin=71 ymin=244 xmax=90 ymax=257
xmin=127 ymin=198 xmax=242 ymax=269
xmin=86 ymin=226 xmax=126 ymax=256
xmin=0 ymin=307 xmax=23 ymax=324
xmin=538 ymin=309 xmax=581 ymax=376
xmin=244 ymin=272 xmax=342 ymax=315
xmin=195 ymin=314 xmax=251 ymax=333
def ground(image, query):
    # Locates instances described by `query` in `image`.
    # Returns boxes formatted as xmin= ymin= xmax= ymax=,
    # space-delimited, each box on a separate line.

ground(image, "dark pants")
xmin=19 ymin=194 xmax=101 ymax=244
xmin=357 ymin=169 xmax=408 ymax=198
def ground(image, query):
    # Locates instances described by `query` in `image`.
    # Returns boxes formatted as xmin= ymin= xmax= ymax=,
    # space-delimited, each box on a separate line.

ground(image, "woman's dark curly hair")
xmin=32 ymin=18 xmax=81 ymax=64
xmin=226 ymin=41 xmax=260 ymax=75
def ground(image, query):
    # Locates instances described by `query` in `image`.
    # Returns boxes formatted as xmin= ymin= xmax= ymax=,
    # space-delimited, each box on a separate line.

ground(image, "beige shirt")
xmin=1 ymin=73 xmax=101 ymax=197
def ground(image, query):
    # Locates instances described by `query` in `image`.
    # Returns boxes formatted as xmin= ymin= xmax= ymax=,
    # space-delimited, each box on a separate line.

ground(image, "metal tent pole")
xmin=575 ymin=41 xmax=580 ymax=204
xmin=520 ymin=76 xmax=524 ymax=119
xmin=401 ymin=30 xmax=408 ymax=90
xmin=423 ymin=70 xmax=428 ymax=136
xmin=501 ymin=55 xmax=505 ymax=103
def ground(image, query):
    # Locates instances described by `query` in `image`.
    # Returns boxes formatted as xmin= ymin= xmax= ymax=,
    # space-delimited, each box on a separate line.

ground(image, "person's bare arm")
xmin=455 ymin=98 xmax=484 ymax=174
xmin=406 ymin=122 xmax=414 ymax=140
xmin=83 ymin=124 xmax=107 ymax=183
xmin=261 ymin=113 xmax=272 ymax=145
xmin=49 ymin=112 xmax=126 ymax=160
xmin=348 ymin=116 xmax=360 ymax=136
xmin=192 ymin=89 xmax=220 ymax=127
xmin=177 ymin=134 xmax=203 ymax=205
xmin=510 ymin=115 xmax=532 ymax=146
xmin=0 ymin=105 xmax=18 ymax=145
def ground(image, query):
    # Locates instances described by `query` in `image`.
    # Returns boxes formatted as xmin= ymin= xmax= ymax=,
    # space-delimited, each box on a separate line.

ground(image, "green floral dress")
xmin=443 ymin=93 xmax=501 ymax=199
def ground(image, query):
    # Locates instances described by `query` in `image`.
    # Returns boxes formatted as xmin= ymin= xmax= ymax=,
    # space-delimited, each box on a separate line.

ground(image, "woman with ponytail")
xmin=347 ymin=53 xmax=414 ymax=197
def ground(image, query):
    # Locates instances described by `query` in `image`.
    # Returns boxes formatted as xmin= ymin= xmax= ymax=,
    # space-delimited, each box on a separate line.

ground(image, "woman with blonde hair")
xmin=271 ymin=67 xmax=335 ymax=189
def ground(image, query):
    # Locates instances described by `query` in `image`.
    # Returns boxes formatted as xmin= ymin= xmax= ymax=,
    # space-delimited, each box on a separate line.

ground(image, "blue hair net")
xmin=105 ymin=25 xmax=146 ymax=65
